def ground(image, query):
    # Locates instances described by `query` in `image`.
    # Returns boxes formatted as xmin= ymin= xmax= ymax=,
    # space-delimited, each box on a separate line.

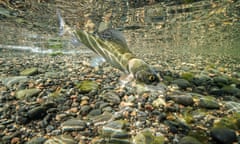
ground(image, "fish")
xmin=58 ymin=11 xmax=160 ymax=85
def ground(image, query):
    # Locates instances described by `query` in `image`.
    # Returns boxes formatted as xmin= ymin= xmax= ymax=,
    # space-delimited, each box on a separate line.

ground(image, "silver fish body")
xmin=74 ymin=29 xmax=160 ymax=84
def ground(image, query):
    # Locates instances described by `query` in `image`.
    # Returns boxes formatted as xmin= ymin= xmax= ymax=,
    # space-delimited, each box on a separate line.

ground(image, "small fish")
xmin=58 ymin=11 xmax=160 ymax=85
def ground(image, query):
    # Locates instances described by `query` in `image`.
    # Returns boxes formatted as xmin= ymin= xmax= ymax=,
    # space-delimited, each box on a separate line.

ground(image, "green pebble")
xmin=198 ymin=96 xmax=220 ymax=109
xmin=76 ymin=80 xmax=98 ymax=94
xmin=20 ymin=68 xmax=38 ymax=76
xmin=181 ymin=72 xmax=195 ymax=81
xmin=16 ymin=88 xmax=40 ymax=99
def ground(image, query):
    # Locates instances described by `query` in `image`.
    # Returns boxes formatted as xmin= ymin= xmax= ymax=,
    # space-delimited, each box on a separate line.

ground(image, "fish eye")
xmin=148 ymin=75 xmax=156 ymax=82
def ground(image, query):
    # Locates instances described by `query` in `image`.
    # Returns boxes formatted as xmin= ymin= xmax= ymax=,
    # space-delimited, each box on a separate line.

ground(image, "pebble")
xmin=77 ymin=80 xmax=99 ymax=94
xmin=133 ymin=129 xmax=165 ymax=144
xmin=168 ymin=94 xmax=194 ymax=106
xmin=172 ymin=79 xmax=191 ymax=89
xmin=80 ymin=105 xmax=92 ymax=116
xmin=20 ymin=67 xmax=38 ymax=76
xmin=100 ymin=91 xmax=121 ymax=104
xmin=61 ymin=118 xmax=87 ymax=132
xmin=15 ymin=88 xmax=40 ymax=99
xmin=88 ymin=109 xmax=102 ymax=116
xmin=1 ymin=44 xmax=240 ymax=144
xmin=101 ymin=120 xmax=128 ymax=137
xmin=152 ymin=97 xmax=166 ymax=108
xmin=27 ymin=106 xmax=47 ymax=120
xmin=26 ymin=137 xmax=46 ymax=144
xmin=198 ymin=96 xmax=220 ymax=109
xmin=179 ymin=136 xmax=202 ymax=144
xmin=90 ymin=112 xmax=113 ymax=126
xmin=0 ymin=76 xmax=29 ymax=88
xmin=224 ymin=101 xmax=240 ymax=113
xmin=213 ymin=76 xmax=229 ymax=87
xmin=44 ymin=135 xmax=76 ymax=144
xmin=210 ymin=127 xmax=237 ymax=144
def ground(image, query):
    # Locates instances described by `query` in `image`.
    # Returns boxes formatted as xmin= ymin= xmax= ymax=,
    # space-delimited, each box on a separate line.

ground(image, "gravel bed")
xmin=0 ymin=49 xmax=240 ymax=144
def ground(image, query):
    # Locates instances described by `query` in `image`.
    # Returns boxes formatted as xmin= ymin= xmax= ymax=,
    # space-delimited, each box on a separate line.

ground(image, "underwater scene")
xmin=0 ymin=0 xmax=240 ymax=144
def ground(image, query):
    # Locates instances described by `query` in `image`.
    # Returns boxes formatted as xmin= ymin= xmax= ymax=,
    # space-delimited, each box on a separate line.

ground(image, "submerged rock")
xmin=76 ymin=80 xmax=98 ymax=94
xmin=101 ymin=120 xmax=128 ymax=137
xmin=221 ymin=86 xmax=240 ymax=97
xmin=26 ymin=137 xmax=46 ymax=144
xmin=44 ymin=135 xmax=76 ymax=144
xmin=179 ymin=136 xmax=202 ymax=144
xmin=61 ymin=118 xmax=87 ymax=132
xmin=213 ymin=76 xmax=229 ymax=87
xmin=20 ymin=67 xmax=38 ymax=76
xmin=198 ymin=96 xmax=220 ymax=109
xmin=168 ymin=94 xmax=194 ymax=106
xmin=15 ymin=88 xmax=40 ymax=99
xmin=172 ymin=79 xmax=191 ymax=89
xmin=133 ymin=129 xmax=165 ymax=144
xmin=100 ymin=91 xmax=121 ymax=104
xmin=0 ymin=76 xmax=28 ymax=88
xmin=181 ymin=72 xmax=195 ymax=81
xmin=214 ymin=113 xmax=240 ymax=130
xmin=210 ymin=127 xmax=237 ymax=144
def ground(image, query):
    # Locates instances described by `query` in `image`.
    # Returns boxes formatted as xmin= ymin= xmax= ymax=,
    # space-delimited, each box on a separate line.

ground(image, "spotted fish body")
xmin=74 ymin=29 xmax=160 ymax=84
xmin=58 ymin=11 xmax=159 ymax=84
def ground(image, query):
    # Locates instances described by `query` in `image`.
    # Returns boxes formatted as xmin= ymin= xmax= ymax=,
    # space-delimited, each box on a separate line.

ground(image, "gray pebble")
xmin=169 ymin=94 xmax=194 ymax=106
xmin=179 ymin=136 xmax=202 ymax=144
xmin=44 ymin=135 xmax=76 ymax=144
xmin=61 ymin=118 xmax=87 ymax=132
xmin=100 ymin=91 xmax=121 ymax=104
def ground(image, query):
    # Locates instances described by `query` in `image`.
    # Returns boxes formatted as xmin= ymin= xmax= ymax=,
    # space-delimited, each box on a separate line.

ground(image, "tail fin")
xmin=57 ymin=9 xmax=73 ymax=36
xmin=57 ymin=9 xmax=80 ymax=46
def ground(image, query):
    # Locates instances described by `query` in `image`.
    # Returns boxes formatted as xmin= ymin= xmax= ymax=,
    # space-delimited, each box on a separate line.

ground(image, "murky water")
xmin=0 ymin=0 xmax=239 ymax=58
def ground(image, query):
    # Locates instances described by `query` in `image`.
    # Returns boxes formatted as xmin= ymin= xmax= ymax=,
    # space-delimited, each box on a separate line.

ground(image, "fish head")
xmin=135 ymin=69 xmax=160 ymax=85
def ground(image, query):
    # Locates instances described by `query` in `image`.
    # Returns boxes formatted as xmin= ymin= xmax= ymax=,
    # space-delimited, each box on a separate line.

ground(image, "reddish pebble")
xmin=11 ymin=137 xmax=20 ymax=144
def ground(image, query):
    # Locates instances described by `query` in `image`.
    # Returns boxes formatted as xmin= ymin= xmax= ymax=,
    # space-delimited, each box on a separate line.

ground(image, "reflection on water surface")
xmin=0 ymin=0 xmax=239 ymax=58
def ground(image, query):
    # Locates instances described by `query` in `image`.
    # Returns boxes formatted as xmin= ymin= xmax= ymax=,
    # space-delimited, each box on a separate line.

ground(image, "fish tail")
xmin=57 ymin=9 xmax=73 ymax=36
xmin=57 ymin=9 xmax=81 ymax=46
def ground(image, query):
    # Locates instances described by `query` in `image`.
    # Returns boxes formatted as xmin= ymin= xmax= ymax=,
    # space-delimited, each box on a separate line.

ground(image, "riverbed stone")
xmin=100 ymin=91 xmax=121 ymax=104
xmin=0 ymin=76 xmax=29 ymax=88
xmin=20 ymin=67 xmax=38 ymax=76
xmin=90 ymin=112 xmax=113 ymax=125
xmin=210 ymin=127 xmax=237 ymax=144
xmin=221 ymin=86 xmax=240 ymax=97
xmin=15 ymin=88 xmax=40 ymax=99
xmin=168 ymin=94 xmax=194 ymax=106
xmin=213 ymin=76 xmax=228 ymax=87
xmin=198 ymin=96 xmax=220 ymax=109
xmin=214 ymin=113 xmax=240 ymax=130
xmin=26 ymin=137 xmax=46 ymax=144
xmin=44 ymin=135 xmax=76 ymax=144
xmin=133 ymin=129 xmax=165 ymax=144
xmin=76 ymin=80 xmax=99 ymax=94
xmin=101 ymin=120 xmax=129 ymax=137
xmin=61 ymin=118 xmax=87 ymax=132
xmin=179 ymin=136 xmax=202 ymax=144
xmin=172 ymin=79 xmax=191 ymax=89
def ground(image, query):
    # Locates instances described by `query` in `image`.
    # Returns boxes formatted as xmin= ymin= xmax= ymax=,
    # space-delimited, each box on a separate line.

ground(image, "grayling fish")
xmin=58 ymin=11 xmax=160 ymax=84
